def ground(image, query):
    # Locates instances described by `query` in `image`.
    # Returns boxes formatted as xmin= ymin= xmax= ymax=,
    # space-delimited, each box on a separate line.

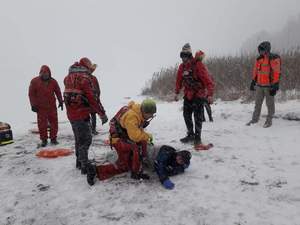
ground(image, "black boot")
xmin=246 ymin=119 xmax=258 ymax=126
xmin=131 ymin=172 xmax=150 ymax=180
xmin=139 ymin=173 xmax=150 ymax=180
xmin=180 ymin=133 xmax=195 ymax=143
xmin=50 ymin=138 xmax=59 ymax=145
xmin=38 ymin=139 xmax=48 ymax=147
xmin=194 ymin=135 xmax=202 ymax=146
xmin=76 ymin=158 xmax=81 ymax=170
xmin=86 ymin=163 xmax=97 ymax=186
xmin=263 ymin=119 xmax=272 ymax=128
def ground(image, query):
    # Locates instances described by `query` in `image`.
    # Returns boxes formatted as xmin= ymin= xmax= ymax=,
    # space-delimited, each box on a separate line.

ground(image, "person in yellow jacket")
xmin=86 ymin=99 xmax=156 ymax=185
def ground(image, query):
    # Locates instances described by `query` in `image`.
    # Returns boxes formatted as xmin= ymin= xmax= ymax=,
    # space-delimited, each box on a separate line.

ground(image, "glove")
xmin=250 ymin=80 xmax=256 ymax=91
xmin=269 ymin=89 xmax=277 ymax=96
xmin=31 ymin=105 xmax=38 ymax=113
xmin=148 ymin=133 xmax=154 ymax=145
xmin=174 ymin=94 xmax=179 ymax=102
xmin=272 ymin=83 xmax=279 ymax=91
xmin=100 ymin=114 xmax=108 ymax=125
xmin=269 ymin=83 xmax=279 ymax=96
xmin=207 ymin=96 xmax=213 ymax=104
xmin=58 ymin=102 xmax=64 ymax=111
xmin=162 ymin=179 xmax=175 ymax=190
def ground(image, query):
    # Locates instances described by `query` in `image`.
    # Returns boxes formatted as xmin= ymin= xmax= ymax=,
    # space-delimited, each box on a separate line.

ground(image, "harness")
xmin=109 ymin=106 xmax=130 ymax=148
xmin=64 ymin=66 xmax=92 ymax=107
xmin=109 ymin=105 xmax=151 ymax=148
xmin=182 ymin=61 xmax=203 ymax=91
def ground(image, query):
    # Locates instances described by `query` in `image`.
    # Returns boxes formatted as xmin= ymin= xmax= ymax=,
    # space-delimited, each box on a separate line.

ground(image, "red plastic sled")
xmin=194 ymin=143 xmax=214 ymax=151
xmin=36 ymin=148 xmax=73 ymax=158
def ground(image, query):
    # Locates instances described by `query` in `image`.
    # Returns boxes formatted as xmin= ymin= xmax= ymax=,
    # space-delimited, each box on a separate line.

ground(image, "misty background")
xmin=0 ymin=0 xmax=299 ymax=131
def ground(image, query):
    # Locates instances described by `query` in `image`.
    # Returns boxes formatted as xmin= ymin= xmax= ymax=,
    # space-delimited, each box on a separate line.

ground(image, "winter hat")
xmin=141 ymin=98 xmax=157 ymax=114
xmin=180 ymin=43 xmax=193 ymax=58
xmin=39 ymin=65 xmax=51 ymax=76
xmin=258 ymin=41 xmax=271 ymax=53
xmin=79 ymin=57 xmax=97 ymax=71
xmin=177 ymin=150 xmax=191 ymax=164
xmin=195 ymin=50 xmax=205 ymax=61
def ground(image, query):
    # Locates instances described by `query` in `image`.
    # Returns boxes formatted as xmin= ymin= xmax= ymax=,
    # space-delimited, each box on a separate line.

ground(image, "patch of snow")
xmin=1 ymin=98 xmax=300 ymax=225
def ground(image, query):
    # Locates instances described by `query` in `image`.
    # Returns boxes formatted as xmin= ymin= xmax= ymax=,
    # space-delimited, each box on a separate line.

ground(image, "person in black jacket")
xmin=146 ymin=145 xmax=191 ymax=190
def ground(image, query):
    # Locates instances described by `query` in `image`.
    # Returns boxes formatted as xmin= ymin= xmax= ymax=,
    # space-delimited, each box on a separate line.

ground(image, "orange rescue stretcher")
xmin=36 ymin=148 xmax=73 ymax=158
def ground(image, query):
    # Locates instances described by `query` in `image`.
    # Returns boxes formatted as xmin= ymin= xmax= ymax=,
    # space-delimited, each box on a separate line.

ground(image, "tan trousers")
xmin=251 ymin=86 xmax=275 ymax=122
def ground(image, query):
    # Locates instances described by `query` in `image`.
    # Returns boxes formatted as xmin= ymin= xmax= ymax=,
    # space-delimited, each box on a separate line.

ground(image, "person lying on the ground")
xmin=86 ymin=144 xmax=191 ymax=190
xmin=145 ymin=144 xmax=191 ymax=190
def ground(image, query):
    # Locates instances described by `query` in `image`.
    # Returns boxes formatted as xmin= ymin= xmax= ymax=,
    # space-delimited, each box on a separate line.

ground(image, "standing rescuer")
xmin=174 ymin=43 xmax=214 ymax=146
xmin=29 ymin=65 xmax=63 ymax=147
xmin=247 ymin=41 xmax=281 ymax=128
xmin=64 ymin=57 xmax=108 ymax=174
xmin=86 ymin=99 xmax=156 ymax=186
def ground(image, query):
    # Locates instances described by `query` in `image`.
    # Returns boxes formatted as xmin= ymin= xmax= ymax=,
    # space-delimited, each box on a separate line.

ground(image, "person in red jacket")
xmin=247 ymin=41 xmax=281 ymax=128
xmin=174 ymin=43 xmax=214 ymax=146
xmin=88 ymin=65 xmax=102 ymax=135
xmin=29 ymin=65 xmax=63 ymax=147
xmin=64 ymin=57 xmax=108 ymax=174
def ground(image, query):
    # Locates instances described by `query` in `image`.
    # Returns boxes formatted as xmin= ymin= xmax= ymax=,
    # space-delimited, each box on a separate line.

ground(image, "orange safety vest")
xmin=252 ymin=54 xmax=281 ymax=86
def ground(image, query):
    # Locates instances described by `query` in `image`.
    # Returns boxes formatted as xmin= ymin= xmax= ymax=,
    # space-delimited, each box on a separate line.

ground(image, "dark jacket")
xmin=154 ymin=145 xmax=189 ymax=183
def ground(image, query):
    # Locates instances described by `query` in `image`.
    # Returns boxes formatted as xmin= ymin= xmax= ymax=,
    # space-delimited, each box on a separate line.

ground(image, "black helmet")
xmin=258 ymin=41 xmax=271 ymax=53
xmin=177 ymin=150 xmax=191 ymax=164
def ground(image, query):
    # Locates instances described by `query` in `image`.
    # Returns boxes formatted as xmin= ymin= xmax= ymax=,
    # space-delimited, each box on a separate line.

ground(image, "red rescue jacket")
xmin=175 ymin=58 xmax=214 ymax=100
xmin=64 ymin=62 xmax=105 ymax=122
xmin=89 ymin=74 xmax=101 ymax=98
xmin=89 ymin=74 xmax=102 ymax=113
xmin=28 ymin=66 xmax=63 ymax=111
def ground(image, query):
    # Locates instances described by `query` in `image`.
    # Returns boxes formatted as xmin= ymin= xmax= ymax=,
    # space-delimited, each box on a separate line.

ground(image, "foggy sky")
xmin=0 ymin=0 xmax=299 ymax=129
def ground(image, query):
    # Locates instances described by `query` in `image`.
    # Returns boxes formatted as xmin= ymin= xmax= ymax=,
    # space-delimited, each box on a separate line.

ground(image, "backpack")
xmin=64 ymin=66 xmax=92 ymax=108
xmin=182 ymin=61 xmax=203 ymax=91
xmin=109 ymin=106 xmax=130 ymax=147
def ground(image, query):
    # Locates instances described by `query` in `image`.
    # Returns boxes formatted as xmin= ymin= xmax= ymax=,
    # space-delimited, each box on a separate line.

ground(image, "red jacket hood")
xmin=39 ymin=65 xmax=51 ymax=77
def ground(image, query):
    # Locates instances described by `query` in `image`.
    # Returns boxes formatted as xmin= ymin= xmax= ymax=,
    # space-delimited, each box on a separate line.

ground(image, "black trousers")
xmin=183 ymin=97 xmax=205 ymax=137
xmin=70 ymin=119 xmax=92 ymax=168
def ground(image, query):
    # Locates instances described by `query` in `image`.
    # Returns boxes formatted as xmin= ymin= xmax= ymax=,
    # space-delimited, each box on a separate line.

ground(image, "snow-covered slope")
xmin=1 ymin=99 xmax=300 ymax=225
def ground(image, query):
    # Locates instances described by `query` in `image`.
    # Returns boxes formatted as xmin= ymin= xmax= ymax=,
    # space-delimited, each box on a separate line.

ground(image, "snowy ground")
xmin=1 ymin=98 xmax=300 ymax=225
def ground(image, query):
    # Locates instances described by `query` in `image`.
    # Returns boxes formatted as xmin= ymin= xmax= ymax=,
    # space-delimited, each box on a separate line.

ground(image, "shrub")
xmin=142 ymin=49 xmax=300 ymax=102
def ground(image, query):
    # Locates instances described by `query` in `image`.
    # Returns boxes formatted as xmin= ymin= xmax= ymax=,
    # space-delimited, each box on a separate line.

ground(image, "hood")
xmin=39 ymin=65 xmax=51 ymax=77
xmin=68 ymin=62 xmax=89 ymax=74
xmin=258 ymin=41 xmax=271 ymax=53
xmin=128 ymin=101 xmax=142 ymax=116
